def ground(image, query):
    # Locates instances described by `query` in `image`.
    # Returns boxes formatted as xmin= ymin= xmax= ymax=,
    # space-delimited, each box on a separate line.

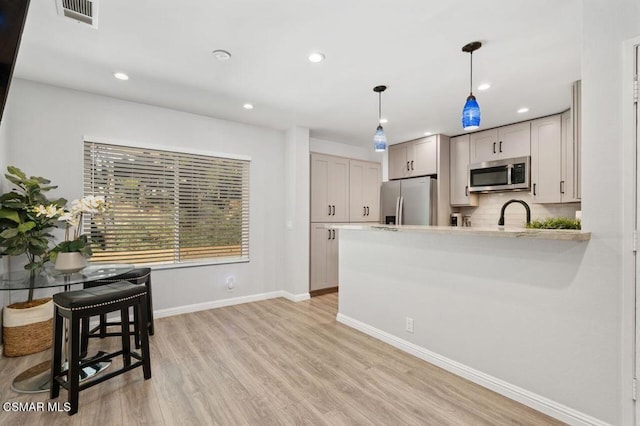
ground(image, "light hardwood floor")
xmin=0 ymin=293 xmax=562 ymax=425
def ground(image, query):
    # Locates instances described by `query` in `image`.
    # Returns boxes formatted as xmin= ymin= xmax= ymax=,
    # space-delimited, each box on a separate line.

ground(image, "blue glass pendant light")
xmin=373 ymin=85 xmax=388 ymax=152
xmin=462 ymin=41 xmax=482 ymax=130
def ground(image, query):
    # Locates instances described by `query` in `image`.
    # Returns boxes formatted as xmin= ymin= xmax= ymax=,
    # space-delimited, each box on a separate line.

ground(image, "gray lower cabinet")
xmin=309 ymin=223 xmax=338 ymax=292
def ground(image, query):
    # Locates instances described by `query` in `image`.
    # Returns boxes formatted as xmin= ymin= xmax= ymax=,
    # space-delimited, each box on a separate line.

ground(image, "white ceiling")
xmin=14 ymin=0 xmax=581 ymax=147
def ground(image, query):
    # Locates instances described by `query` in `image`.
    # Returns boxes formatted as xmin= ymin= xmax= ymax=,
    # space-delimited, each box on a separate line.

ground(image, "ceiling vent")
xmin=56 ymin=0 xmax=99 ymax=29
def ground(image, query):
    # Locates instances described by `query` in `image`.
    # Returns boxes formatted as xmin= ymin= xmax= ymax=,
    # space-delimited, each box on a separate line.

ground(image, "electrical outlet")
xmin=405 ymin=317 xmax=414 ymax=333
xmin=226 ymin=276 xmax=235 ymax=292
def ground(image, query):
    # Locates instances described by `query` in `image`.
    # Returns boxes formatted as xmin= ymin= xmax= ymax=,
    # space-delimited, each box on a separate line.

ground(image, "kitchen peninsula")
xmin=329 ymin=223 xmax=590 ymax=240
xmin=335 ymin=224 xmax=596 ymax=423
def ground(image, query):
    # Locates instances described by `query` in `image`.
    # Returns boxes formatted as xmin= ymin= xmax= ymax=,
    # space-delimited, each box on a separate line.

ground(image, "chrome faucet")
xmin=498 ymin=199 xmax=531 ymax=226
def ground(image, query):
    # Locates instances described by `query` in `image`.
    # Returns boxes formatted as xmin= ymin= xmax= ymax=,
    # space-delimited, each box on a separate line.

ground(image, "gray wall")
xmin=2 ymin=79 xmax=290 ymax=312
xmin=338 ymin=230 xmax=613 ymax=423
xmin=338 ymin=1 xmax=640 ymax=424
xmin=582 ymin=0 xmax=640 ymax=422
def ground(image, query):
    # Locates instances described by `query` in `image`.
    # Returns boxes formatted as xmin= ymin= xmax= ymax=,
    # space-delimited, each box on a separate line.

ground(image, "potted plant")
xmin=0 ymin=166 xmax=66 ymax=356
xmin=51 ymin=195 xmax=108 ymax=272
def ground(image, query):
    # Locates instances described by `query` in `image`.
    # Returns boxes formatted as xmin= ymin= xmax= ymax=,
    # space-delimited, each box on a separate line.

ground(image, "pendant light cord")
xmin=469 ymin=51 xmax=473 ymax=96
xmin=378 ymin=91 xmax=382 ymax=122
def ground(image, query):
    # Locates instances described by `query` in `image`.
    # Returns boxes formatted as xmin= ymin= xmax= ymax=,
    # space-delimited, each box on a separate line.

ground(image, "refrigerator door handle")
xmin=398 ymin=196 xmax=404 ymax=225
xmin=395 ymin=196 xmax=400 ymax=225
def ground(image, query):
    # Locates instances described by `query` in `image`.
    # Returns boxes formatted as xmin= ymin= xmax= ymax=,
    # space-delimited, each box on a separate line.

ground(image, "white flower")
xmin=60 ymin=195 xmax=108 ymax=241
xmin=32 ymin=204 xmax=64 ymax=219
xmin=68 ymin=195 xmax=107 ymax=217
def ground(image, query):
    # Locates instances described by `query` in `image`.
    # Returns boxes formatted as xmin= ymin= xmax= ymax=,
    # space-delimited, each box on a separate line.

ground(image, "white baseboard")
xmin=280 ymin=291 xmax=310 ymax=302
xmin=153 ymin=290 xmax=310 ymax=319
xmin=336 ymin=313 xmax=609 ymax=426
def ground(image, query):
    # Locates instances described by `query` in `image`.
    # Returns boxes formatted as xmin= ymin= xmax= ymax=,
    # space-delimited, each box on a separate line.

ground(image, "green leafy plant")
xmin=0 ymin=166 xmax=66 ymax=301
xmin=51 ymin=235 xmax=92 ymax=258
xmin=526 ymin=217 xmax=581 ymax=230
xmin=0 ymin=166 xmax=66 ymax=270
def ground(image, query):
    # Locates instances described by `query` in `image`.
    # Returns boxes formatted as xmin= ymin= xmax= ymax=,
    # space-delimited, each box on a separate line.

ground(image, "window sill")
xmin=132 ymin=257 xmax=250 ymax=271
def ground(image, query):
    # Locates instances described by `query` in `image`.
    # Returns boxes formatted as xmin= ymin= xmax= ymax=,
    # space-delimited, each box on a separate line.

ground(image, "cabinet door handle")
xmin=363 ymin=206 xmax=367 ymax=216
xmin=332 ymin=205 xmax=336 ymax=216
xmin=533 ymin=183 xmax=537 ymax=196
xmin=499 ymin=141 xmax=503 ymax=153
xmin=410 ymin=160 xmax=414 ymax=170
xmin=407 ymin=161 xmax=410 ymax=171
xmin=328 ymin=205 xmax=331 ymax=215
xmin=493 ymin=142 xmax=496 ymax=154
xmin=332 ymin=229 xmax=336 ymax=240
xmin=560 ymin=180 xmax=565 ymax=194
xmin=465 ymin=185 xmax=469 ymax=196
xmin=328 ymin=229 xmax=331 ymax=240
xmin=366 ymin=206 xmax=369 ymax=216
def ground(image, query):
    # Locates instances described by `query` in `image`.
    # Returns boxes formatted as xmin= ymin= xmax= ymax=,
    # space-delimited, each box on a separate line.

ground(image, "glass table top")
xmin=0 ymin=264 xmax=135 ymax=291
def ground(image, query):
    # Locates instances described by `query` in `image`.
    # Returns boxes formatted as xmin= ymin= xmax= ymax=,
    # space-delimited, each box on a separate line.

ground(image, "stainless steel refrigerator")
xmin=380 ymin=177 xmax=437 ymax=225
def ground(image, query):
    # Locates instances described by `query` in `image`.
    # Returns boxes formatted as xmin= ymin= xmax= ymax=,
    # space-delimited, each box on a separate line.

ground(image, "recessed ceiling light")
xmin=308 ymin=52 xmax=325 ymax=63
xmin=424 ymin=131 xmax=433 ymax=136
xmin=477 ymin=83 xmax=491 ymax=91
xmin=113 ymin=72 xmax=129 ymax=81
xmin=243 ymin=103 xmax=254 ymax=110
xmin=212 ymin=49 xmax=232 ymax=61
xmin=379 ymin=118 xmax=388 ymax=124
xmin=517 ymin=107 xmax=529 ymax=114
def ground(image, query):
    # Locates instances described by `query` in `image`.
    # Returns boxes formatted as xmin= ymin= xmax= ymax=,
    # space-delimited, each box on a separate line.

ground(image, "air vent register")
xmin=56 ymin=0 xmax=98 ymax=28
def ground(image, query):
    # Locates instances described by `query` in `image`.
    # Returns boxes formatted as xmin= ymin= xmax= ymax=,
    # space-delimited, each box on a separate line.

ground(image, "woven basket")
xmin=3 ymin=298 xmax=53 ymax=357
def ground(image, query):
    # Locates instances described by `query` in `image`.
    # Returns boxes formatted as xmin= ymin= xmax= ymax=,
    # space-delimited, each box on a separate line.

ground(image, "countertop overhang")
xmin=327 ymin=224 xmax=591 ymax=241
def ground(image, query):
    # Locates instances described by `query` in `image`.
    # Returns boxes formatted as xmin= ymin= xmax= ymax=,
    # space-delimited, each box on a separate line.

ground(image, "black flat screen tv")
xmin=0 ymin=0 xmax=30 ymax=124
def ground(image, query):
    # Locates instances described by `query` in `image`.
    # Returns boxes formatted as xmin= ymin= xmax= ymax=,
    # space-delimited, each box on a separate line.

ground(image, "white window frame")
xmin=83 ymin=136 xmax=251 ymax=269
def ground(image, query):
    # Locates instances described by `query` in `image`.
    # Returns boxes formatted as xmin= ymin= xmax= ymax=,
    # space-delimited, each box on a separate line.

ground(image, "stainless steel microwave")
xmin=468 ymin=156 xmax=530 ymax=192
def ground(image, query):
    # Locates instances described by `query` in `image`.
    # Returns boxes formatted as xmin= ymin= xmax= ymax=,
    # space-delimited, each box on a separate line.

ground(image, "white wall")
xmin=310 ymin=137 xmax=383 ymax=163
xmin=3 ymin=78 xmax=290 ymax=310
xmin=283 ymin=127 xmax=310 ymax=298
xmin=338 ymin=1 xmax=640 ymax=424
xmin=339 ymin=230 xmax=605 ymax=424
xmin=582 ymin=0 xmax=640 ymax=423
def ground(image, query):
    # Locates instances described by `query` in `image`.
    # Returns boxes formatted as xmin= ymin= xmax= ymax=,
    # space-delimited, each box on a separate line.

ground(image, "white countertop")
xmin=327 ymin=224 xmax=591 ymax=241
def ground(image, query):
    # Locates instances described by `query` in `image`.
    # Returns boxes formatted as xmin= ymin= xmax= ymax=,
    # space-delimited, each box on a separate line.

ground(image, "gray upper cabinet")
xmin=531 ymin=114 xmax=563 ymax=203
xmin=310 ymin=153 xmax=350 ymax=222
xmin=470 ymin=122 xmax=531 ymax=163
xmin=389 ymin=136 xmax=437 ymax=180
xmin=531 ymin=111 xmax=580 ymax=204
xmin=567 ymin=81 xmax=582 ymax=201
xmin=449 ymin=134 xmax=478 ymax=206
xmin=349 ymin=160 xmax=381 ymax=222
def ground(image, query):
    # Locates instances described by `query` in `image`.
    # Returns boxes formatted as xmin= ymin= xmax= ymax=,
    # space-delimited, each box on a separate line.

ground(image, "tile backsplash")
xmin=456 ymin=192 xmax=580 ymax=228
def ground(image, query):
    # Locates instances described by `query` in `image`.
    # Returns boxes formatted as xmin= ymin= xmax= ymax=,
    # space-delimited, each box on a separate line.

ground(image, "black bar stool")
xmin=50 ymin=281 xmax=152 ymax=415
xmin=81 ymin=268 xmax=154 ymax=355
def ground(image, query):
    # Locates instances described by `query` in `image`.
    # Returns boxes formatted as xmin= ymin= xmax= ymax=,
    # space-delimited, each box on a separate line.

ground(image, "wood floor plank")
xmin=0 ymin=293 xmax=562 ymax=425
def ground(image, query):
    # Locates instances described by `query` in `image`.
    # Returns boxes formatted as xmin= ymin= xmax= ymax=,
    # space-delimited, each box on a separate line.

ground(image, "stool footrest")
xmin=54 ymin=361 xmax=145 ymax=392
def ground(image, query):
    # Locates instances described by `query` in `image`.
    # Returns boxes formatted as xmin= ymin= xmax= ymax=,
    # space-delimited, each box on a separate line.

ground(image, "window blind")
xmin=83 ymin=141 xmax=250 ymax=265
